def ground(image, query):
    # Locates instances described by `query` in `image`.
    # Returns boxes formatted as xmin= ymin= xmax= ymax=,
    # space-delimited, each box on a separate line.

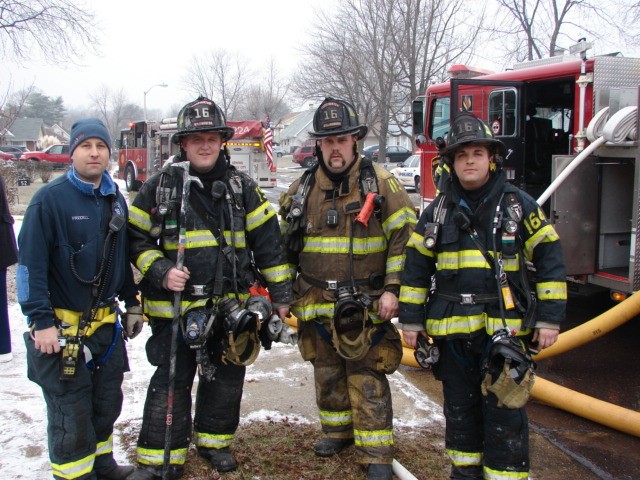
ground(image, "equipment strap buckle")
xmin=327 ymin=280 xmax=338 ymax=290
xmin=192 ymin=285 xmax=206 ymax=296
xmin=460 ymin=293 xmax=476 ymax=305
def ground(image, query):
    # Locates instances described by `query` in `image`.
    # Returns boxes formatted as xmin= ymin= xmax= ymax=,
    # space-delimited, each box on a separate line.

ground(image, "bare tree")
xmin=0 ymin=0 xmax=100 ymax=62
xmin=0 ymin=81 xmax=34 ymax=142
xmin=182 ymin=49 xmax=251 ymax=120
xmin=494 ymin=0 xmax=637 ymax=63
xmin=240 ymin=58 xmax=291 ymax=121
xmin=295 ymin=0 xmax=480 ymax=157
xmin=90 ymin=85 xmax=142 ymax=145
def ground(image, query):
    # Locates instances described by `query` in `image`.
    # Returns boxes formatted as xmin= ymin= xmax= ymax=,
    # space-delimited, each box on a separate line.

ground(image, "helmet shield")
xmin=442 ymin=112 xmax=506 ymax=162
xmin=310 ymin=97 xmax=368 ymax=140
xmin=172 ymin=96 xmax=234 ymax=144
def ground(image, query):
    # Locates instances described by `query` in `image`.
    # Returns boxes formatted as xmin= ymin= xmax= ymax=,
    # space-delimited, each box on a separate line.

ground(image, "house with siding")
xmin=4 ymin=118 xmax=46 ymax=150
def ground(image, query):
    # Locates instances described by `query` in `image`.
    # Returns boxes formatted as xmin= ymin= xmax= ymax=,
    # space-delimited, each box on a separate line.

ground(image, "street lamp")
xmin=143 ymin=83 xmax=168 ymax=123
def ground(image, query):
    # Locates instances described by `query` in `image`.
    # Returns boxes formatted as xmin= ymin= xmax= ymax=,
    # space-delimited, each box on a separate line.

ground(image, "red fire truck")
xmin=117 ymin=119 xmax=276 ymax=192
xmin=412 ymin=45 xmax=640 ymax=297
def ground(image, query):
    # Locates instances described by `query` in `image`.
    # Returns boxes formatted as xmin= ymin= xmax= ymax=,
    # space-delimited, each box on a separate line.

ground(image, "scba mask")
xmin=331 ymin=288 xmax=375 ymax=361
xmin=218 ymin=296 xmax=265 ymax=366
xmin=481 ymin=330 xmax=536 ymax=408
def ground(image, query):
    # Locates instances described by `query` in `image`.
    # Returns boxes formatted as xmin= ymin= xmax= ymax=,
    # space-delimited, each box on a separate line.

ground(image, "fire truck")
xmin=412 ymin=44 xmax=640 ymax=297
xmin=117 ymin=119 xmax=276 ymax=192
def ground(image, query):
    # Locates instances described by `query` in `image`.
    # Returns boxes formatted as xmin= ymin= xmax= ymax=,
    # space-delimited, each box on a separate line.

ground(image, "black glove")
xmin=124 ymin=306 xmax=144 ymax=339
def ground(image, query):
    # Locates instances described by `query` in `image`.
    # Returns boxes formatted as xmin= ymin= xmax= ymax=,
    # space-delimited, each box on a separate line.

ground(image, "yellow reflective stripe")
xmin=302 ymin=236 xmax=387 ymax=254
xmin=246 ymin=200 xmax=276 ymax=232
xmin=54 ymin=308 xmax=116 ymax=337
xmin=399 ymin=286 xmax=427 ymax=305
xmin=387 ymin=176 xmax=402 ymax=193
xmin=95 ymin=435 xmax=113 ymax=456
xmin=354 ymin=428 xmax=393 ymax=447
xmin=292 ymin=303 xmax=336 ymax=321
xmin=261 ymin=264 xmax=292 ymax=283
xmin=484 ymin=465 xmax=529 ymax=479
xmin=287 ymin=263 xmax=297 ymax=279
xmin=386 ymin=254 xmax=405 ymax=273
xmin=524 ymin=224 xmax=559 ymax=259
xmin=223 ymin=230 xmax=246 ymax=248
xmin=185 ymin=229 xmax=218 ymax=248
xmin=446 ymin=448 xmax=482 ymax=467
xmin=406 ymin=231 xmax=435 ymax=257
xmin=136 ymin=249 xmax=165 ymax=275
xmin=144 ymin=294 xmax=250 ymax=319
xmin=502 ymin=255 xmax=519 ymax=272
xmin=51 ymin=452 xmax=95 ymax=479
xmin=194 ymin=431 xmax=234 ymax=449
xmin=428 ymin=314 xmax=531 ymax=337
xmin=382 ymin=206 xmax=417 ymax=237
xmin=536 ymin=281 xmax=567 ymax=300
xmin=437 ymin=250 xmax=489 ymax=270
xmin=129 ymin=205 xmax=152 ymax=231
xmin=137 ymin=446 xmax=188 ymax=466
xmin=319 ymin=409 xmax=352 ymax=426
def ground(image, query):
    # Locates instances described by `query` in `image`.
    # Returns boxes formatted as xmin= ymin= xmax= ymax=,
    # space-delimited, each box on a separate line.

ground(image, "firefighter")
xmin=279 ymin=97 xmax=416 ymax=480
xmin=18 ymin=118 xmax=142 ymax=480
xmin=127 ymin=97 xmax=292 ymax=480
xmin=399 ymin=111 xmax=567 ymax=480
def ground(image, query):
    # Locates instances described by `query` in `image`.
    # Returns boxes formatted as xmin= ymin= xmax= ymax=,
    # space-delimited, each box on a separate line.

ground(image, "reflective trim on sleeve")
xmin=406 ymin=231 xmax=435 ymax=257
xmin=261 ymin=263 xmax=292 ymax=283
xmin=135 ymin=249 xmax=165 ymax=275
xmin=399 ymin=286 xmax=428 ymax=305
xmin=536 ymin=281 xmax=567 ymax=300
xmin=386 ymin=254 xmax=405 ymax=273
xmin=382 ymin=206 xmax=417 ymax=237
xmin=524 ymin=224 xmax=560 ymax=259
xmin=129 ymin=205 xmax=152 ymax=232
xmin=246 ymin=200 xmax=277 ymax=232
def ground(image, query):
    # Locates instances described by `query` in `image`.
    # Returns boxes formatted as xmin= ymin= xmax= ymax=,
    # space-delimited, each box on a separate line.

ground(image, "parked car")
xmin=391 ymin=154 xmax=421 ymax=191
xmin=361 ymin=144 xmax=379 ymax=161
xmin=20 ymin=144 xmax=70 ymax=168
xmin=292 ymin=145 xmax=316 ymax=168
xmin=371 ymin=145 xmax=413 ymax=164
xmin=0 ymin=145 xmax=28 ymax=160
xmin=272 ymin=146 xmax=287 ymax=157
xmin=0 ymin=151 xmax=14 ymax=161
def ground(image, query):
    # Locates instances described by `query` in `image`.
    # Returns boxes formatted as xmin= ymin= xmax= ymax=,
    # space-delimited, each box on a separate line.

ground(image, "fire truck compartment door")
xmin=550 ymin=155 xmax=599 ymax=276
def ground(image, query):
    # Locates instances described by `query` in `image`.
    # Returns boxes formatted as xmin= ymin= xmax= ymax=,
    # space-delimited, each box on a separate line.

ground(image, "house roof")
xmin=279 ymin=109 xmax=315 ymax=141
xmin=8 ymin=118 xmax=45 ymax=142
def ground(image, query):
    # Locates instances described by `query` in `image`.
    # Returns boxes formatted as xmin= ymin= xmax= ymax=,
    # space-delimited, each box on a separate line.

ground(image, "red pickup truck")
xmin=20 ymin=144 xmax=70 ymax=167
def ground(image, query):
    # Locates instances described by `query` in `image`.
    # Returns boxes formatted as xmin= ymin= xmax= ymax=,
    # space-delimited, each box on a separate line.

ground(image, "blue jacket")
xmin=17 ymin=168 xmax=139 ymax=330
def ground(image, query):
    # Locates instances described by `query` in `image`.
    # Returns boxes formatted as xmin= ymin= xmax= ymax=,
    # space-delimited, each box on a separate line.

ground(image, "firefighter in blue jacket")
xmin=399 ymin=112 xmax=567 ymax=480
xmin=18 ymin=118 xmax=142 ymax=480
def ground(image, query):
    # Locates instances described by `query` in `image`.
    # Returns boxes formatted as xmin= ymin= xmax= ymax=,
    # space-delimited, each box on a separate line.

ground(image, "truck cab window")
xmin=429 ymin=97 xmax=451 ymax=141
xmin=488 ymin=89 xmax=517 ymax=136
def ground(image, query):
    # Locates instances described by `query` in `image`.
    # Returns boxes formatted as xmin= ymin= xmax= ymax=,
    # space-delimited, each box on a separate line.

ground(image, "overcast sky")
xmin=0 ymin=0 xmax=328 ymax=115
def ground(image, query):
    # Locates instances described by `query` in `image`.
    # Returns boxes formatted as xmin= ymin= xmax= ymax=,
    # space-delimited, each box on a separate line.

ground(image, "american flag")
xmin=264 ymin=126 xmax=275 ymax=172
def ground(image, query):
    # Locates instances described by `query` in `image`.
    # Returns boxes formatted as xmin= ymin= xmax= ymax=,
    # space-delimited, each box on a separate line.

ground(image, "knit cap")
xmin=69 ymin=118 xmax=112 ymax=157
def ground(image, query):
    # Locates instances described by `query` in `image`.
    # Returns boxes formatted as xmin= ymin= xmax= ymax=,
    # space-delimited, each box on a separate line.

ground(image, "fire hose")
xmin=537 ymin=105 xmax=637 ymax=205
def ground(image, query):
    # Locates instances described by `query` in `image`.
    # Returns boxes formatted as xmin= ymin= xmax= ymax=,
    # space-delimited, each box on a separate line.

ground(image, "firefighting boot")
xmin=126 ymin=465 xmax=184 ymax=480
xmin=366 ymin=463 xmax=393 ymax=480
xmin=314 ymin=437 xmax=354 ymax=457
xmin=96 ymin=464 xmax=135 ymax=479
xmin=198 ymin=447 xmax=238 ymax=473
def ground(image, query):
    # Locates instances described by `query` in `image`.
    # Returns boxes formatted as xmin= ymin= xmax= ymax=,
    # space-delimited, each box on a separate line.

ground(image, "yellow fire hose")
xmin=286 ymin=290 xmax=640 ymax=438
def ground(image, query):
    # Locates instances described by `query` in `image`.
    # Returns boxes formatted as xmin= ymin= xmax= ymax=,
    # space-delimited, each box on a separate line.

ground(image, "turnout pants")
xmin=25 ymin=323 xmax=129 ymax=480
xmin=136 ymin=319 xmax=246 ymax=471
xmin=297 ymin=320 xmax=403 ymax=465
xmin=435 ymin=337 xmax=529 ymax=480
